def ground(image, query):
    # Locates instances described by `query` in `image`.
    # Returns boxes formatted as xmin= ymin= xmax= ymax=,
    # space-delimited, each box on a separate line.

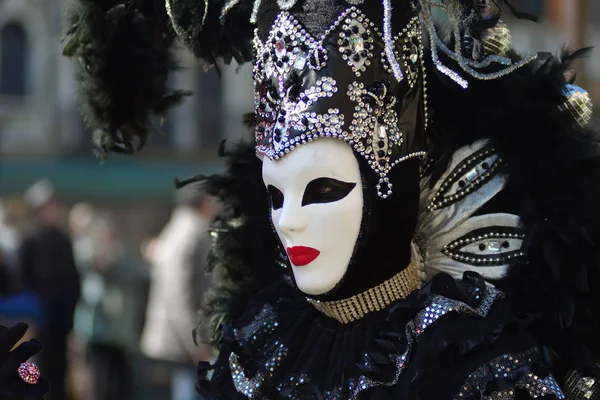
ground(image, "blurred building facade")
xmin=0 ymin=0 xmax=254 ymax=159
xmin=0 ymin=0 xmax=255 ymax=248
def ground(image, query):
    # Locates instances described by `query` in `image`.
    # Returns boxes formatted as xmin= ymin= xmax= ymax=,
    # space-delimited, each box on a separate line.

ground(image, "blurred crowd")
xmin=0 ymin=180 xmax=217 ymax=400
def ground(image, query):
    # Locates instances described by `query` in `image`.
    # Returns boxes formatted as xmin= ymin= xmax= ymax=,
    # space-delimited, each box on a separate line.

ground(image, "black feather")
xmin=426 ymin=46 xmax=600 ymax=373
xmin=63 ymin=0 xmax=255 ymax=159
xmin=194 ymin=142 xmax=284 ymax=346
xmin=63 ymin=0 xmax=190 ymax=159
xmin=165 ymin=0 xmax=255 ymax=67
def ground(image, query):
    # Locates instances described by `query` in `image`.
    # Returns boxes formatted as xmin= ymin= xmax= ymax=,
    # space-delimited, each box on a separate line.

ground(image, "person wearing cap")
xmin=17 ymin=180 xmax=81 ymax=400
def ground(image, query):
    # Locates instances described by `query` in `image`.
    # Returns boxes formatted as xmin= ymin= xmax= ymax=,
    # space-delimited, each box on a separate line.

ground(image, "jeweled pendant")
xmin=351 ymin=36 xmax=364 ymax=52
xmin=487 ymin=241 xmax=502 ymax=252
xmin=378 ymin=125 xmax=387 ymax=139
xmin=275 ymin=39 xmax=286 ymax=57
xmin=294 ymin=52 xmax=307 ymax=70
xmin=465 ymin=167 xmax=478 ymax=182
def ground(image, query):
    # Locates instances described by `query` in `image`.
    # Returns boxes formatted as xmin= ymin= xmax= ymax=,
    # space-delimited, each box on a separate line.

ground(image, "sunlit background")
xmin=0 ymin=1 xmax=598 ymax=399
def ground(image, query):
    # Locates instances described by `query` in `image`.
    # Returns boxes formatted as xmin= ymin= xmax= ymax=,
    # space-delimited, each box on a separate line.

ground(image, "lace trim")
xmin=307 ymin=263 xmax=420 ymax=323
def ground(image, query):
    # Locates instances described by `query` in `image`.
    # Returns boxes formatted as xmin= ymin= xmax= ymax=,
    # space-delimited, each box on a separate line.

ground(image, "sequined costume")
xmin=63 ymin=0 xmax=600 ymax=399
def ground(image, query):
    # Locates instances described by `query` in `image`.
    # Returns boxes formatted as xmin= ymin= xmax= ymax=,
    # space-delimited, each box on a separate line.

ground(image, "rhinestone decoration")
xmin=276 ymin=374 xmax=311 ymax=394
xmin=382 ymin=0 xmax=404 ymax=82
xmin=255 ymin=77 xmax=342 ymax=158
xmin=220 ymin=0 xmax=242 ymax=24
xmin=250 ymin=0 xmax=262 ymax=24
xmin=18 ymin=362 xmax=40 ymax=385
xmin=277 ymin=0 xmax=299 ymax=10
xmin=560 ymin=84 xmax=594 ymax=128
xmin=166 ymin=0 xmax=209 ymax=41
xmin=230 ymin=352 xmax=267 ymax=398
xmin=338 ymin=15 xmax=376 ymax=77
xmin=456 ymin=349 xmax=565 ymax=399
xmin=483 ymin=374 xmax=565 ymax=399
xmin=229 ymin=278 xmax=503 ymax=399
xmin=307 ymin=262 xmax=420 ymax=324
xmin=345 ymin=283 xmax=501 ymax=399
xmin=382 ymin=16 xmax=422 ymax=89
xmin=517 ymin=373 xmax=565 ymax=399
xmin=235 ymin=304 xmax=278 ymax=343
xmin=230 ymin=306 xmax=289 ymax=399
xmin=253 ymin=13 xmax=328 ymax=80
xmin=427 ymin=145 xmax=503 ymax=211
xmin=347 ymin=80 xmax=426 ymax=198
xmin=564 ymin=369 xmax=600 ymax=400
xmin=415 ymin=285 xmax=502 ymax=335
xmin=442 ymin=228 xmax=526 ymax=267
xmin=419 ymin=1 xmax=537 ymax=90
xmin=254 ymin=7 xmax=427 ymax=199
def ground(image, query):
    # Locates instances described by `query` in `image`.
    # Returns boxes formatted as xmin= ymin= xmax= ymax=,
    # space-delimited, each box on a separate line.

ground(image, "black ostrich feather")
xmin=166 ymin=0 xmax=255 ymax=67
xmin=426 ymin=46 xmax=600 ymax=372
xmin=63 ymin=0 xmax=190 ymax=159
xmin=62 ymin=0 xmax=254 ymax=159
xmin=189 ymin=141 xmax=284 ymax=346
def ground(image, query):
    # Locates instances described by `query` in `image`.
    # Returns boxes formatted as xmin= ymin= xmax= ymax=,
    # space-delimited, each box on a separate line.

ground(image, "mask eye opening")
xmin=302 ymin=178 xmax=357 ymax=206
xmin=268 ymin=185 xmax=284 ymax=210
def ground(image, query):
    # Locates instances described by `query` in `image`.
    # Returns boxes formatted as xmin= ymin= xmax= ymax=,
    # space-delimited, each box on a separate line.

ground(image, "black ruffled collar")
xmin=198 ymin=272 xmax=549 ymax=399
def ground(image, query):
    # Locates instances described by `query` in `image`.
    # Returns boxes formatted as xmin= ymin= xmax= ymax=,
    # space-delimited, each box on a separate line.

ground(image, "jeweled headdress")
xmin=64 ymin=0 xmax=538 ymax=182
xmin=252 ymin=0 xmax=427 ymax=198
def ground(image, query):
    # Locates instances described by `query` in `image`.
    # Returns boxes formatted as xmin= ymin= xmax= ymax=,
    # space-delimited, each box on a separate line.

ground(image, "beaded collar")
xmin=307 ymin=262 xmax=420 ymax=323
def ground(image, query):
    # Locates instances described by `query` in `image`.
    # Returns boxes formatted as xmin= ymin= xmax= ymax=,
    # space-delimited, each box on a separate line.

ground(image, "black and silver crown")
xmin=253 ymin=0 xmax=428 ymax=198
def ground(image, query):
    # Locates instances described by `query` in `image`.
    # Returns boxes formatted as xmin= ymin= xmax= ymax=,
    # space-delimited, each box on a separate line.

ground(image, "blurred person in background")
xmin=18 ymin=180 xmax=81 ymax=400
xmin=0 ymin=240 xmax=43 ymax=348
xmin=140 ymin=185 xmax=217 ymax=400
xmin=0 ymin=198 xmax=44 ymax=386
xmin=67 ymin=202 xmax=98 ymax=400
xmin=73 ymin=213 xmax=136 ymax=400
xmin=69 ymin=203 xmax=97 ymax=274
xmin=0 ymin=200 xmax=22 ymax=286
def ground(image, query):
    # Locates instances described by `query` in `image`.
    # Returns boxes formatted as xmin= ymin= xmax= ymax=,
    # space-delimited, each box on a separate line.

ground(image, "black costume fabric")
xmin=62 ymin=0 xmax=600 ymax=399
xmin=194 ymin=51 xmax=600 ymax=399
xmin=309 ymin=157 xmax=420 ymax=302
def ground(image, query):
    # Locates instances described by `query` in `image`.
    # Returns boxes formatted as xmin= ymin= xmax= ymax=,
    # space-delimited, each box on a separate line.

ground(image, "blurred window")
xmin=198 ymin=68 xmax=223 ymax=149
xmin=590 ymin=1 xmax=600 ymax=23
xmin=0 ymin=23 xmax=27 ymax=96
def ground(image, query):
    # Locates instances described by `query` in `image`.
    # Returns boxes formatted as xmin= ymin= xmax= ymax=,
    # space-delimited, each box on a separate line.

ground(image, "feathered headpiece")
xmin=62 ymin=0 xmax=552 ymax=162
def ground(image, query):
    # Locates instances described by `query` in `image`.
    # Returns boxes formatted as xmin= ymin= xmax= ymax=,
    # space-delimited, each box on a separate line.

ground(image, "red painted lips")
xmin=287 ymin=246 xmax=321 ymax=267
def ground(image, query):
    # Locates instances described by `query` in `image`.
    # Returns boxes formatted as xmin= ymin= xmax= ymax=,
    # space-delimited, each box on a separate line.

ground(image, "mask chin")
xmin=307 ymin=156 xmax=421 ymax=302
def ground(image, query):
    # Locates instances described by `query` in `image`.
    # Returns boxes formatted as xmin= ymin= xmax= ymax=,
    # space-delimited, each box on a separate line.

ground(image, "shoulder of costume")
xmin=424 ymin=45 xmax=600 ymax=373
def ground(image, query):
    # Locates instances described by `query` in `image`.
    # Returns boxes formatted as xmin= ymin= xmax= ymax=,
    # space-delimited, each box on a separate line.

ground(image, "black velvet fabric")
xmin=198 ymin=272 xmax=559 ymax=399
xmin=311 ymin=157 xmax=421 ymax=302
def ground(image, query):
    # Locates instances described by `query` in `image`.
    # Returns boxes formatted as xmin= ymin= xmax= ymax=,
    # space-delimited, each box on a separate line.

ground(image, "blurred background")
xmin=0 ymin=0 xmax=598 ymax=400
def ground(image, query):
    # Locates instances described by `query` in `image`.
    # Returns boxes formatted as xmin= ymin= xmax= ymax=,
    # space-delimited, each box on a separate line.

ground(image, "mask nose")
xmin=276 ymin=198 xmax=307 ymax=239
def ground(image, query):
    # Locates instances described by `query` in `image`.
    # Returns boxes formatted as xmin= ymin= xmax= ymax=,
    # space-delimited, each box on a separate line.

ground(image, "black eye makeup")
xmin=302 ymin=178 xmax=357 ymax=206
xmin=268 ymin=185 xmax=284 ymax=210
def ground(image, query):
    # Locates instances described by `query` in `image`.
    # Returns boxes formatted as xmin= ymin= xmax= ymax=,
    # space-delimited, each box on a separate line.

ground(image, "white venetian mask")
xmin=262 ymin=138 xmax=364 ymax=296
